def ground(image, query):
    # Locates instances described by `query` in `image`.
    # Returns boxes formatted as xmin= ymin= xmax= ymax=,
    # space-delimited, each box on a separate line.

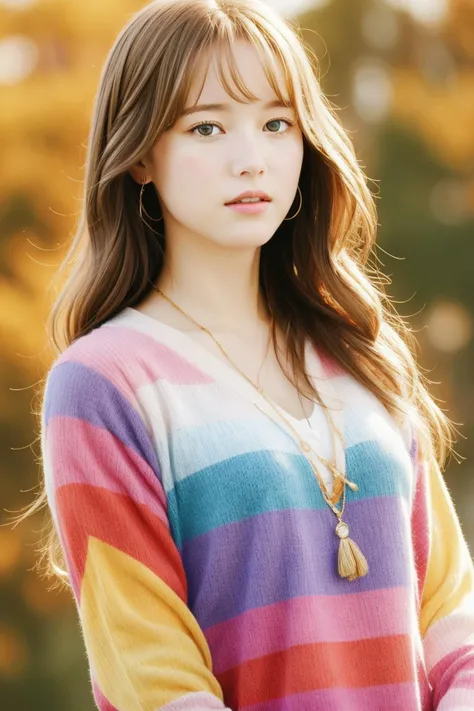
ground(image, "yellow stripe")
xmin=420 ymin=458 xmax=474 ymax=637
xmin=80 ymin=537 xmax=225 ymax=710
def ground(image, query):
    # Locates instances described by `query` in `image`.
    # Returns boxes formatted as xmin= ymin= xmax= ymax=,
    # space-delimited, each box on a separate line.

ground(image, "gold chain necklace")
xmin=255 ymin=332 xmax=346 ymax=508
xmin=150 ymin=285 xmax=368 ymax=581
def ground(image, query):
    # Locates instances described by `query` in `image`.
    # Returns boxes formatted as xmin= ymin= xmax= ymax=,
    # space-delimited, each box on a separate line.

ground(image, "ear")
xmin=129 ymin=159 xmax=152 ymax=186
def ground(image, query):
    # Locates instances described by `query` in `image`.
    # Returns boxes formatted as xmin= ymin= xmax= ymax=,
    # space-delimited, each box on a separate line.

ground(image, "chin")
xmin=216 ymin=232 xmax=275 ymax=249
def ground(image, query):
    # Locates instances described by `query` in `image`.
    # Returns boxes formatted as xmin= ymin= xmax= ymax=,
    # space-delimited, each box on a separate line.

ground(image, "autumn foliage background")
xmin=1 ymin=0 xmax=473 ymax=709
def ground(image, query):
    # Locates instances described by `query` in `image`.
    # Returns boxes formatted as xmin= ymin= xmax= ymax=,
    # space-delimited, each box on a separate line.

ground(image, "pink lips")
xmin=225 ymin=201 xmax=270 ymax=214
xmin=226 ymin=190 xmax=271 ymax=204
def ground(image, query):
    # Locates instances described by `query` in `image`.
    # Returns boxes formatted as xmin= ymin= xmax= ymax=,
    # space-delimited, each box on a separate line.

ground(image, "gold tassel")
xmin=335 ymin=521 xmax=369 ymax=581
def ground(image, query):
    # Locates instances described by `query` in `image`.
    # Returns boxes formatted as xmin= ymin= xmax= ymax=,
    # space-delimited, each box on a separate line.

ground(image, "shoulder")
xmin=50 ymin=309 xmax=150 ymax=376
xmin=45 ymin=308 xmax=182 ymax=401
xmin=45 ymin=319 xmax=139 ymax=409
xmin=42 ymin=307 xmax=199 ymax=438
xmin=43 ymin=326 xmax=143 ymax=430
xmin=42 ymin=320 xmax=164 ymax=478
xmin=42 ymin=314 xmax=157 ymax=437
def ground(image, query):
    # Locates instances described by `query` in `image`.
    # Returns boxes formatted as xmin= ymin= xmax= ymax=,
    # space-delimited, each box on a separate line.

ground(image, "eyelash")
xmin=189 ymin=117 xmax=295 ymax=139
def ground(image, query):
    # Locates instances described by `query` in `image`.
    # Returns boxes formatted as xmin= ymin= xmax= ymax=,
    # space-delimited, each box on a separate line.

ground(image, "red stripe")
xmin=56 ymin=484 xmax=187 ymax=602
xmin=217 ymin=634 xmax=415 ymax=707
xmin=206 ymin=588 xmax=411 ymax=673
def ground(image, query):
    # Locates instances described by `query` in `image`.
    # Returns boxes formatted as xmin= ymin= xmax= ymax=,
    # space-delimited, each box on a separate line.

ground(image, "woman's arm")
xmin=411 ymin=436 xmax=474 ymax=710
xmin=42 ymin=358 xmax=232 ymax=711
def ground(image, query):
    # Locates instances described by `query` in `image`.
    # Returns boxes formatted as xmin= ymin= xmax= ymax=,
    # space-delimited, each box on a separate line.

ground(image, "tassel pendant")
xmin=335 ymin=521 xmax=369 ymax=581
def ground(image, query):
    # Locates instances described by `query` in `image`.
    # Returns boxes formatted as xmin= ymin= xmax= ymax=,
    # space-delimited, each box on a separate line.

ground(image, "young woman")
xmin=20 ymin=0 xmax=474 ymax=709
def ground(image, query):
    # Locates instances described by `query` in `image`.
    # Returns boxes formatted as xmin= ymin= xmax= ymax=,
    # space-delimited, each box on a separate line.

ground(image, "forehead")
xmin=184 ymin=39 xmax=291 ymax=108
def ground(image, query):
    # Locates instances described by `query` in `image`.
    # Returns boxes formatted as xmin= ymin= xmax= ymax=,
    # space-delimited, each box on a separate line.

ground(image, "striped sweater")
xmin=41 ymin=305 xmax=474 ymax=711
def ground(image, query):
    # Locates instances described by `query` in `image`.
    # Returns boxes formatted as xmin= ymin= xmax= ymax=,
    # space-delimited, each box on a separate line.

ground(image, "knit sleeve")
xmin=41 ymin=357 xmax=232 ymax=711
xmin=411 ymin=435 xmax=474 ymax=709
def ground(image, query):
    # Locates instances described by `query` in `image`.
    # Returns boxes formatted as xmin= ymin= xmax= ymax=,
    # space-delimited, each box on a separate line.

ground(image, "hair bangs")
xmin=180 ymin=14 xmax=299 ymax=115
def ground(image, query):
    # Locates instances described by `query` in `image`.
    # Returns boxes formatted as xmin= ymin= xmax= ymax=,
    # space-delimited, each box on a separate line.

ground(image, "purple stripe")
xmin=183 ymin=496 xmax=412 ymax=628
xmin=43 ymin=361 xmax=161 ymax=481
xmin=242 ymin=681 xmax=424 ymax=711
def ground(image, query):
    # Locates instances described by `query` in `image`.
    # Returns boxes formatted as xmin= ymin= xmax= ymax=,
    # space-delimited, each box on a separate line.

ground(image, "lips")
xmin=230 ymin=198 xmax=266 ymax=204
xmin=225 ymin=191 xmax=272 ymax=204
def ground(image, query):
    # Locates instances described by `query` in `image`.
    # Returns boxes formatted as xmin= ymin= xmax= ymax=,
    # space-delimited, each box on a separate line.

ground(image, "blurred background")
xmin=0 ymin=0 xmax=473 ymax=709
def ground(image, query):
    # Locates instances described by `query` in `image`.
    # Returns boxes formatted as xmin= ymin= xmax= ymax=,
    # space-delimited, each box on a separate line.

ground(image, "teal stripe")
xmin=165 ymin=414 xmax=298 ymax=492
xmin=167 ymin=439 xmax=412 ymax=547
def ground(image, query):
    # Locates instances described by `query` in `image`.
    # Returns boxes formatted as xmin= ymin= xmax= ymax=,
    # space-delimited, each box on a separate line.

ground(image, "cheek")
xmin=157 ymin=139 xmax=215 ymax=191
xmin=284 ymin=134 xmax=304 ymax=171
xmin=152 ymin=142 xmax=217 ymax=218
xmin=169 ymin=155 xmax=214 ymax=214
xmin=175 ymin=152 xmax=216 ymax=188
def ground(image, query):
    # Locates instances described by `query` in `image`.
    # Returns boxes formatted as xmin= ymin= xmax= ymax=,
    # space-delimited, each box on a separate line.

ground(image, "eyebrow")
xmin=179 ymin=99 xmax=293 ymax=118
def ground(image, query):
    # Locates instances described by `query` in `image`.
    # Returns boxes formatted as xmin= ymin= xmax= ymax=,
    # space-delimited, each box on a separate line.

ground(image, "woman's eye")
xmin=191 ymin=122 xmax=220 ymax=138
xmin=265 ymin=118 xmax=293 ymax=134
xmin=190 ymin=118 xmax=294 ymax=139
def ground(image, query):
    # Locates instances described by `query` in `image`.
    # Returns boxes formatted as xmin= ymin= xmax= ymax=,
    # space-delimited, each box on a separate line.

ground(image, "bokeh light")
xmin=426 ymin=299 xmax=473 ymax=353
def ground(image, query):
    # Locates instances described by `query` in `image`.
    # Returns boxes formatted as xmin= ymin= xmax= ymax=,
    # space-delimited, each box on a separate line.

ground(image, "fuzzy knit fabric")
xmin=41 ymin=306 xmax=474 ymax=711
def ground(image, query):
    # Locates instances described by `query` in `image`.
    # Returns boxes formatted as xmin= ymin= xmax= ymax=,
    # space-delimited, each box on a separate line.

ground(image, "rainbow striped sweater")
xmin=41 ymin=306 xmax=474 ymax=711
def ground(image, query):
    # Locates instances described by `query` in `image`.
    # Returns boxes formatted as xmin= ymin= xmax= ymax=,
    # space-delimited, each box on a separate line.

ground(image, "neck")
xmin=155 ymin=244 xmax=271 ymax=335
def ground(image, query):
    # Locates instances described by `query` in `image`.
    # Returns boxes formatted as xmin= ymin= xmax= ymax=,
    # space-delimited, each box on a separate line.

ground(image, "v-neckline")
xmin=109 ymin=306 xmax=347 ymax=480
xmin=120 ymin=306 xmax=323 ymax=419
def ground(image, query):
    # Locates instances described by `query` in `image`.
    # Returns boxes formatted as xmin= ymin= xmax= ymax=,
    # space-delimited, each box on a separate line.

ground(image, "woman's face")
xmin=145 ymin=40 xmax=304 ymax=250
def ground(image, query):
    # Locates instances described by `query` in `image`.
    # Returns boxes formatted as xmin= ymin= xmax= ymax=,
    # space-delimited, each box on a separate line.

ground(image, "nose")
xmin=231 ymin=133 xmax=266 ymax=177
xmin=240 ymin=165 xmax=265 ymax=177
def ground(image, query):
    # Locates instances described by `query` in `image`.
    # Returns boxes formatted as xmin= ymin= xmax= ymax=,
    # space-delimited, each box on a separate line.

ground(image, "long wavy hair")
xmin=14 ymin=0 xmax=457 ymax=587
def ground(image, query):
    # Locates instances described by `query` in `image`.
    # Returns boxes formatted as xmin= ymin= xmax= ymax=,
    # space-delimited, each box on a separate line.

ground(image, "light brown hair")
xmin=14 ymin=0 xmax=456 ymax=586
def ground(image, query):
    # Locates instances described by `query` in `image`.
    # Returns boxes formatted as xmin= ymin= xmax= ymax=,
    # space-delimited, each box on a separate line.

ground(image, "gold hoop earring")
xmin=139 ymin=179 xmax=163 ymax=223
xmin=284 ymin=185 xmax=302 ymax=221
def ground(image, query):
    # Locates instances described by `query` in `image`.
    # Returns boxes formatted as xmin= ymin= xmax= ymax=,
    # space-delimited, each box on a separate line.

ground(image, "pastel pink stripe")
xmin=430 ymin=645 xmax=474 ymax=707
xmin=206 ymin=587 xmax=413 ymax=674
xmin=317 ymin=346 xmax=347 ymax=379
xmin=433 ymin=685 xmax=474 ymax=710
xmin=92 ymin=678 xmax=119 ymax=711
xmin=415 ymin=650 xmax=433 ymax=711
xmin=47 ymin=416 xmax=169 ymax=527
xmin=411 ymin=456 xmax=430 ymax=610
xmin=56 ymin=325 xmax=213 ymax=409
xmin=159 ymin=691 xmax=229 ymax=710
xmin=423 ymin=595 xmax=474 ymax=671
xmin=243 ymin=681 xmax=419 ymax=711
